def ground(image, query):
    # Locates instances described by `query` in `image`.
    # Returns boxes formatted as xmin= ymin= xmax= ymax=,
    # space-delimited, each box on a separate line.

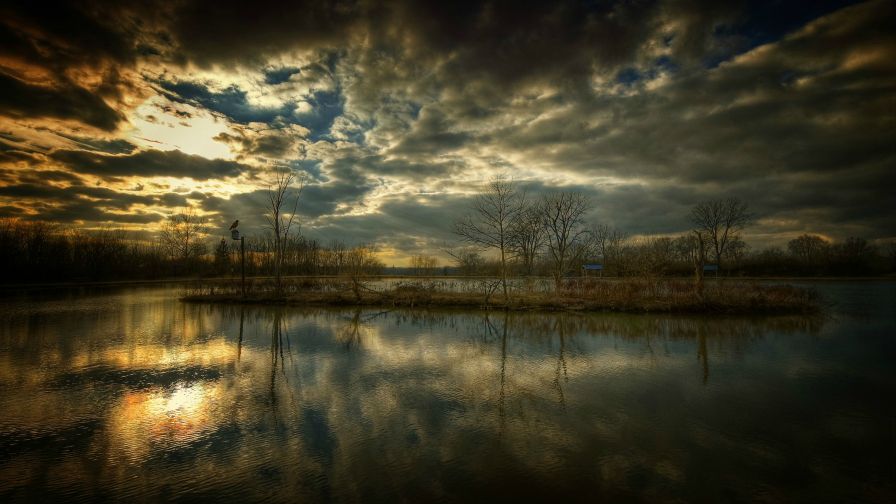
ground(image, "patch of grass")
xmin=181 ymin=277 xmax=821 ymax=315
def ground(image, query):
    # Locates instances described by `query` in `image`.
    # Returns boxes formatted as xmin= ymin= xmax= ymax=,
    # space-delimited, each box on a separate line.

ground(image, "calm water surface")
xmin=0 ymin=282 xmax=893 ymax=502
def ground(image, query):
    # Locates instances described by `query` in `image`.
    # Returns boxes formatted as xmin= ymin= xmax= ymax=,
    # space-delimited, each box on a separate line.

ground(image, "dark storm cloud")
xmin=0 ymin=147 xmax=41 ymax=167
xmin=190 ymin=158 xmax=378 ymax=238
xmin=306 ymin=193 xmax=480 ymax=251
xmin=0 ymin=1 xmax=140 ymax=69
xmin=53 ymin=134 xmax=138 ymax=155
xmin=0 ymin=205 xmax=25 ymax=218
xmin=0 ymin=1 xmax=162 ymax=131
xmin=50 ymin=149 xmax=251 ymax=180
xmin=0 ymin=182 xmax=166 ymax=224
xmin=214 ymin=129 xmax=300 ymax=160
xmin=0 ymin=183 xmax=152 ymax=208
xmin=0 ymin=0 xmax=893 ymax=249
xmin=0 ymin=168 xmax=84 ymax=186
xmin=0 ymin=73 xmax=125 ymax=131
xmin=326 ymin=154 xmax=464 ymax=179
xmin=388 ymin=106 xmax=473 ymax=155
xmin=38 ymin=203 xmax=164 ymax=224
xmin=264 ymin=67 xmax=303 ymax=85
xmin=300 ymin=179 xmax=378 ymax=217
xmin=200 ymin=175 xmax=377 ymax=228
xmin=166 ymin=0 xmax=359 ymax=65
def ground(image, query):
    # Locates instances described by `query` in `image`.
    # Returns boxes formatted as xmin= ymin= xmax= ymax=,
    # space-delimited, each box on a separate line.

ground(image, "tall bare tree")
xmin=591 ymin=223 xmax=627 ymax=274
xmin=690 ymin=197 xmax=753 ymax=268
xmin=160 ymin=208 xmax=207 ymax=269
xmin=540 ymin=191 xmax=591 ymax=290
xmin=265 ymin=170 xmax=305 ymax=295
xmin=510 ymin=206 xmax=545 ymax=276
xmin=454 ymin=177 xmax=524 ymax=301
xmin=343 ymin=245 xmax=384 ymax=301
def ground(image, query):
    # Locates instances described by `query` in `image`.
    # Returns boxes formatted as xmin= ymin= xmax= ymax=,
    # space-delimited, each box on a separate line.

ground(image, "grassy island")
xmin=181 ymin=278 xmax=821 ymax=315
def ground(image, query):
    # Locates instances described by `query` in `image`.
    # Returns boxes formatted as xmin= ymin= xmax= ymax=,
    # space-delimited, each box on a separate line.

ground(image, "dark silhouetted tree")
xmin=454 ymin=176 xmax=524 ymax=301
xmin=690 ymin=197 xmax=753 ymax=269
xmin=540 ymin=191 xmax=591 ymax=290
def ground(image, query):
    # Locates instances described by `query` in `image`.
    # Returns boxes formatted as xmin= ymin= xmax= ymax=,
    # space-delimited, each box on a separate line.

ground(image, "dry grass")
xmin=181 ymin=277 xmax=821 ymax=315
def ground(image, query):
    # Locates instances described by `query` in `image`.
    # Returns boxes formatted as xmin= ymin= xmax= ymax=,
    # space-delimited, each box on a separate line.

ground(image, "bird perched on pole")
xmin=229 ymin=219 xmax=239 ymax=230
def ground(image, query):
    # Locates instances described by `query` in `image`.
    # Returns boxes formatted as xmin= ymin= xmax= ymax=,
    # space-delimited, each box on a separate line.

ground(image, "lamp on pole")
xmin=229 ymin=220 xmax=245 ymax=298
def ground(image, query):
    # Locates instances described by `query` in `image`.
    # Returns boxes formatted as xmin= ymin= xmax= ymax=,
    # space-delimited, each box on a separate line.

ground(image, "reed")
xmin=181 ymin=277 xmax=821 ymax=315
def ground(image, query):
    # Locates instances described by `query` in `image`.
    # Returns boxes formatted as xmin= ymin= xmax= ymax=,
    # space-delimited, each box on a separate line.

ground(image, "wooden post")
xmin=240 ymin=236 xmax=246 ymax=298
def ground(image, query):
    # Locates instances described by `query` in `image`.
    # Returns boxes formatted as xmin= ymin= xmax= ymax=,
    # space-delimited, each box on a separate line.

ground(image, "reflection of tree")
xmin=494 ymin=311 xmax=822 ymax=344
xmin=552 ymin=318 xmax=569 ymax=409
xmin=468 ymin=310 xmax=822 ymax=393
xmin=268 ymin=309 xmax=298 ymax=414
xmin=270 ymin=309 xmax=282 ymax=409
xmin=697 ymin=329 xmax=709 ymax=385
xmin=484 ymin=312 xmax=509 ymax=436
xmin=336 ymin=309 xmax=391 ymax=350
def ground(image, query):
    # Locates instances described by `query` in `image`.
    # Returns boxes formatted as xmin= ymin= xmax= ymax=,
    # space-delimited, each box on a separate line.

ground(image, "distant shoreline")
xmin=0 ymin=274 xmax=892 ymax=292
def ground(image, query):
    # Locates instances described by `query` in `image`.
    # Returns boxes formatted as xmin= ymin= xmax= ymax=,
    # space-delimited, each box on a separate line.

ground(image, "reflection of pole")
xmin=240 ymin=236 xmax=246 ymax=298
xmin=698 ymin=332 xmax=709 ymax=385
xmin=237 ymin=307 xmax=244 ymax=363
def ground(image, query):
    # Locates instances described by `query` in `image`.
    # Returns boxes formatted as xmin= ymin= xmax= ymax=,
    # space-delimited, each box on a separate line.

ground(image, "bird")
xmin=229 ymin=219 xmax=239 ymax=230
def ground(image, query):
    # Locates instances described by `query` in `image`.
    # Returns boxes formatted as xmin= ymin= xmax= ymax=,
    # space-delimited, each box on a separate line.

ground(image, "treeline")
xmin=1 ymin=199 xmax=893 ymax=286
xmin=449 ymin=179 xmax=896 ymax=288
xmin=443 ymin=234 xmax=896 ymax=278
xmin=0 ymin=220 xmax=170 ymax=283
xmin=219 ymin=235 xmax=385 ymax=278
xmin=0 ymin=219 xmax=384 ymax=284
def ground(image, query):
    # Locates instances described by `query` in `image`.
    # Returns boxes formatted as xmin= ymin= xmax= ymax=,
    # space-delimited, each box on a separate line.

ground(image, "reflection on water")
xmin=0 ymin=284 xmax=894 ymax=502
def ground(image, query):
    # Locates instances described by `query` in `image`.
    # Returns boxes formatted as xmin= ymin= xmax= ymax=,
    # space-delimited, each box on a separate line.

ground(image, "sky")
xmin=0 ymin=0 xmax=893 ymax=264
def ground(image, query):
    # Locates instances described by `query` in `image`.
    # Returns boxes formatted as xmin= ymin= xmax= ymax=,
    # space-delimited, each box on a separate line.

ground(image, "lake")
xmin=0 ymin=281 xmax=893 ymax=502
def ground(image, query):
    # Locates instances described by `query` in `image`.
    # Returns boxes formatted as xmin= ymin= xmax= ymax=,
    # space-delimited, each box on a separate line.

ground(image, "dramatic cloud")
xmin=0 ymin=0 xmax=893 ymax=262
xmin=0 ymin=73 xmax=125 ymax=131
xmin=50 ymin=149 xmax=251 ymax=180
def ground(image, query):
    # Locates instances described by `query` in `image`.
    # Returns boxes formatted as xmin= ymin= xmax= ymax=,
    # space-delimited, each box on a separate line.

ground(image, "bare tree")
xmin=454 ymin=177 xmax=524 ymax=301
xmin=160 ymin=208 xmax=207 ymax=270
xmin=411 ymin=254 xmax=439 ymax=276
xmin=343 ymin=245 xmax=384 ymax=301
xmin=788 ymin=234 xmax=829 ymax=268
xmin=265 ymin=170 xmax=306 ymax=295
xmin=672 ymin=234 xmax=698 ymax=264
xmin=724 ymin=235 xmax=748 ymax=266
xmin=540 ymin=191 xmax=591 ymax=290
xmin=591 ymin=223 xmax=627 ymax=274
xmin=690 ymin=197 xmax=753 ymax=268
xmin=510 ymin=206 xmax=545 ymax=276
xmin=445 ymin=247 xmax=484 ymax=276
xmin=633 ymin=236 xmax=674 ymax=278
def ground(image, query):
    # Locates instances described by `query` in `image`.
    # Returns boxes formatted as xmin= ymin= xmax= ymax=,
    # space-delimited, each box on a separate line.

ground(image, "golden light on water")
xmin=112 ymin=383 xmax=220 ymax=461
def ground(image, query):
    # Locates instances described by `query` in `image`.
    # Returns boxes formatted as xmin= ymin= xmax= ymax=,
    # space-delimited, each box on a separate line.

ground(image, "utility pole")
xmin=230 ymin=219 xmax=245 ymax=298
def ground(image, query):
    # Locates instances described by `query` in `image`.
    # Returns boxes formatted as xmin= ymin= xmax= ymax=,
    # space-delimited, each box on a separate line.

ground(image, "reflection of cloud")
xmin=7 ymin=286 xmax=891 ymax=502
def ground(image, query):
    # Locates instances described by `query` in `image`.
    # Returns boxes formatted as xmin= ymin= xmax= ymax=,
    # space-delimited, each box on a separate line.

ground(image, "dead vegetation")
xmin=181 ymin=277 xmax=821 ymax=315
